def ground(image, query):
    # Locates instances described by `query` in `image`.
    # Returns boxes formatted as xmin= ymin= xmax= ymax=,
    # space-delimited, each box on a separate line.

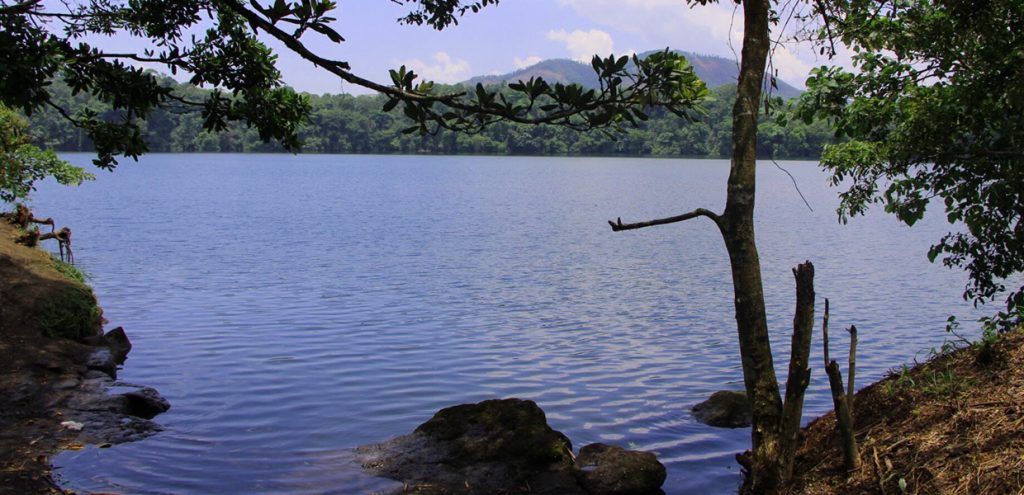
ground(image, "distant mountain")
xmin=464 ymin=51 xmax=803 ymax=99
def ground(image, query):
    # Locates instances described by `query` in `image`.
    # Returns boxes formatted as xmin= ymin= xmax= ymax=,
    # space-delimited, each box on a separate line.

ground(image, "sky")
xmin=265 ymin=0 xmax=843 ymax=95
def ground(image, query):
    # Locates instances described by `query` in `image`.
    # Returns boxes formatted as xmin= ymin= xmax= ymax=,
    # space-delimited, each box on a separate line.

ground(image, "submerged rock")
xmin=575 ymin=443 xmax=666 ymax=495
xmin=357 ymin=398 xmax=666 ymax=495
xmin=691 ymin=390 xmax=752 ymax=428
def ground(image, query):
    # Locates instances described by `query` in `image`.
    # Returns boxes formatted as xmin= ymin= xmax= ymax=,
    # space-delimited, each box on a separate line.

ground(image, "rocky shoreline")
xmin=356 ymin=398 xmax=668 ymax=495
xmin=0 ymin=219 xmax=169 ymax=494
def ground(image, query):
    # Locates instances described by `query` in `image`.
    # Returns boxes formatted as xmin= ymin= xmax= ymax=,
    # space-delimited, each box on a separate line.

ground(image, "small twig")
xmin=608 ymin=208 xmax=720 ymax=232
xmin=813 ymin=0 xmax=839 ymax=58
xmin=873 ymin=447 xmax=887 ymax=495
xmin=771 ymin=157 xmax=814 ymax=212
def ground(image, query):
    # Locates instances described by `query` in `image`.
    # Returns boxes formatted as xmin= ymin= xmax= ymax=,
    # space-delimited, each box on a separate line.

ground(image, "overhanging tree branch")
xmin=215 ymin=0 xmax=707 ymax=133
xmin=608 ymin=208 xmax=720 ymax=231
xmin=0 ymin=0 xmax=42 ymax=15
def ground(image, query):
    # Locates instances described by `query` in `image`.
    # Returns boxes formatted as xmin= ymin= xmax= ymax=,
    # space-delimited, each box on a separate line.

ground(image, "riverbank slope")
xmin=0 ymin=217 xmax=165 ymax=494
xmin=786 ymin=327 xmax=1024 ymax=494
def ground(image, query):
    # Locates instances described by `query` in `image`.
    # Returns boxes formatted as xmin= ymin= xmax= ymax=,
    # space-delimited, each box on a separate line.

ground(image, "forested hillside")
xmin=27 ymin=77 xmax=833 ymax=159
xmin=466 ymin=51 xmax=804 ymax=99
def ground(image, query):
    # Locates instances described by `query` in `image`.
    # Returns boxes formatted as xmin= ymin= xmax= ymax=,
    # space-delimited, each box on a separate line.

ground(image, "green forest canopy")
xmin=26 ymin=76 xmax=834 ymax=159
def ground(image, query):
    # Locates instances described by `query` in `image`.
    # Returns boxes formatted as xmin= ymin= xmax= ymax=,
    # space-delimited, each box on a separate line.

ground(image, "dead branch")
xmin=39 ymin=227 xmax=73 ymax=264
xmin=847 ymin=324 xmax=858 ymax=410
xmin=826 ymin=360 xmax=860 ymax=471
xmin=608 ymin=208 xmax=720 ymax=232
xmin=5 ymin=204 xmax=54 ymax=232
xmin=823 ymin=298 xmax=831 ymax=365
xmin=781 ymin=261 xmax=815 ymax=478
xmin=30 ymin=216 xmax=55 ymax=232
xmin=822 ymin=300 xmax=860 ymax=471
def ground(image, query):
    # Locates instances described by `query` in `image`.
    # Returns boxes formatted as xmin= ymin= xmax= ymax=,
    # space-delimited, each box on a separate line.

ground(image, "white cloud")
xmin=546 ymin=29 xmax=615 ymax=62
xmin=767 ymin=47 xmax=814 ymax=89
xmin=555 ymin=0 xmax=737 ymax=51
xmin=513 ymin=55 xmax=543 ymax=69
xmin=552 ymin=0 xmax=853 ymax=87
xmin=398 ymin=52 xmax=471 ymax=83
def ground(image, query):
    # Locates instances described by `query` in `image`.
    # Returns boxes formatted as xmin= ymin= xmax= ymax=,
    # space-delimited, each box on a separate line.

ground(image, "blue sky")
xmin=268 ymin=0 xmax=835 ymax=95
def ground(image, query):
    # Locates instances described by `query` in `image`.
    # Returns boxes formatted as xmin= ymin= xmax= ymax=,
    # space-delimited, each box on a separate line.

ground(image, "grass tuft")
xmin=49 ymin=255 xmax=89 ymax=284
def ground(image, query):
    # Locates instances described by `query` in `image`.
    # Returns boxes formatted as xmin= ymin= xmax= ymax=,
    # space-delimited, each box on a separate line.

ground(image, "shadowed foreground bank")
xmin=0 ymin=217 xmax=167 ymax=495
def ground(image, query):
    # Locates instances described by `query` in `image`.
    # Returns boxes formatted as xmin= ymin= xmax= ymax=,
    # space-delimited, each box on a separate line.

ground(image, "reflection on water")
xmin=36 ymin=154 xmax=978 ymax=494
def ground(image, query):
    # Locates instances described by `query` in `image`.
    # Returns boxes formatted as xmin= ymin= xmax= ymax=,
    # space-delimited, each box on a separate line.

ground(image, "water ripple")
xmin=35 ymin=154 xmax=983 ymax=494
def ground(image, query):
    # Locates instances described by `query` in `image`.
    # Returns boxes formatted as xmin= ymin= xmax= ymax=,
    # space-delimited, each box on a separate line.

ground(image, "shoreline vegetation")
xmin=2 ymin=203 xmax=1022 ymax=494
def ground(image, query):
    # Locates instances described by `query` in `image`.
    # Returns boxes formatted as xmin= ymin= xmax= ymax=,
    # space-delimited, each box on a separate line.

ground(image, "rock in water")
xmin=691 ymin=390 xmax=752 ymax=428
xmin=356 ymin=398 xmax=667 ymax=495
xmin=413 ymin=398 xmax=573 ymax=465
xmin=575 ymin=443 xmax=666 ymax=495
xmin=103 ymin=326 xmax=132 ymax=363
xmin=121 ymin=387 xmax=170 ymax=419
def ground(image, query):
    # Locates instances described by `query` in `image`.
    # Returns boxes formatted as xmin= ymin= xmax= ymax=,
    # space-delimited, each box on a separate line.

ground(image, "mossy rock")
xmin=415 ymin=398 xmax=573 ymax=465
xmin=575 ymin=443 xmax=666 ymax=495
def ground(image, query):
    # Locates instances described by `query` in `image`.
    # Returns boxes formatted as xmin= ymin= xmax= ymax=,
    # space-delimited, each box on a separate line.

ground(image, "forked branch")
xmin=608 ymin=208 xmax=720 ymax=232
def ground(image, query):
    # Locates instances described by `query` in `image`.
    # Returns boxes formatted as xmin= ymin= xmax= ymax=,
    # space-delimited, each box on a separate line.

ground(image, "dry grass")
xmin=786 ymin=328 xmax=1024 ymax=494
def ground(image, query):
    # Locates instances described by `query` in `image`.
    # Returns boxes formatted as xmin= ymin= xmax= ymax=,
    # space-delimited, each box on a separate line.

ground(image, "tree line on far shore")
xmin=26 ymin=77 xmax=834 ymax=160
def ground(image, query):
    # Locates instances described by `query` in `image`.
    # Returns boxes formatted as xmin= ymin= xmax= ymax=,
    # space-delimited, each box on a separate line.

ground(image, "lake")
xmin=32 ymin=154 xmax=978 ymax=494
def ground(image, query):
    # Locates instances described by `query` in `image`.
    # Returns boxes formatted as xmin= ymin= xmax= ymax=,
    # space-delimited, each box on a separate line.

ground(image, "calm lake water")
xmin=34 ymin=154 xmax=979 ymax=494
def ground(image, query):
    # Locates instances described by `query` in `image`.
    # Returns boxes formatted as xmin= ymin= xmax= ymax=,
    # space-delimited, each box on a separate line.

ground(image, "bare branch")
xmin=846 ymin=324 xmax=857 ymax=410
xmin=608 ymin=208 xmax=720 ymax=232
xmin=813 ymin=0 xmax=839 ymax=58
xmin=771 ymin=157 xmax=813 ymax=212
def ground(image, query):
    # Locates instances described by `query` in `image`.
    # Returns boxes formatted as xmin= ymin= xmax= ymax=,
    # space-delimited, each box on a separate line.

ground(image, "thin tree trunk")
xmin=719 ymin=0 xmax=784 ymax=491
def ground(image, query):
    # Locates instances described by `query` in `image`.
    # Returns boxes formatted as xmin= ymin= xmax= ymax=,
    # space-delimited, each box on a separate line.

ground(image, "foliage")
xmin=25 ymin=78 xmax=835 ymax=159
xmin=799 ymin=0 xmax=1024 ymax=328
xmin=882 ymin=363 xmax=968 ymax=398
xmin=1 ymin=0 xmax=709 ymax=169
xmin=37 ymin=286 xmax=101 ymax=340
xmin=51 ymin=255 xmax=89 ymax=284
xmin=0 ymin=103 xmax=92 ymax=202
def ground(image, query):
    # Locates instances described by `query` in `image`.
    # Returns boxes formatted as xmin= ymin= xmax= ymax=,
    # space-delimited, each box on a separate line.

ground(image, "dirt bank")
xmin=0 ymin=215 xmax=166 ymax=495
xmin=786 ymin=327 xmax=1024 ymax=494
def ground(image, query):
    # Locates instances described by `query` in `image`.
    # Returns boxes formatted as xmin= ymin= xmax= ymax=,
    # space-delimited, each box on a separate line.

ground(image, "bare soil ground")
xmin=786 ymin=327 xmax=1024 ymax=494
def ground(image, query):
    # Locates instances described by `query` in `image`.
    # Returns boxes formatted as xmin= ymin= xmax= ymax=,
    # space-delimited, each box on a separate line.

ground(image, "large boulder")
xmin=356 ymin=398 xmax=667 ymax=495
xmin=691 ymin=390 xmax=752 ymax=428
xmin=413 ymin=398 xmax=573 ymax=465
xmin=575 ymin=443 xmax=666 ymax=495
